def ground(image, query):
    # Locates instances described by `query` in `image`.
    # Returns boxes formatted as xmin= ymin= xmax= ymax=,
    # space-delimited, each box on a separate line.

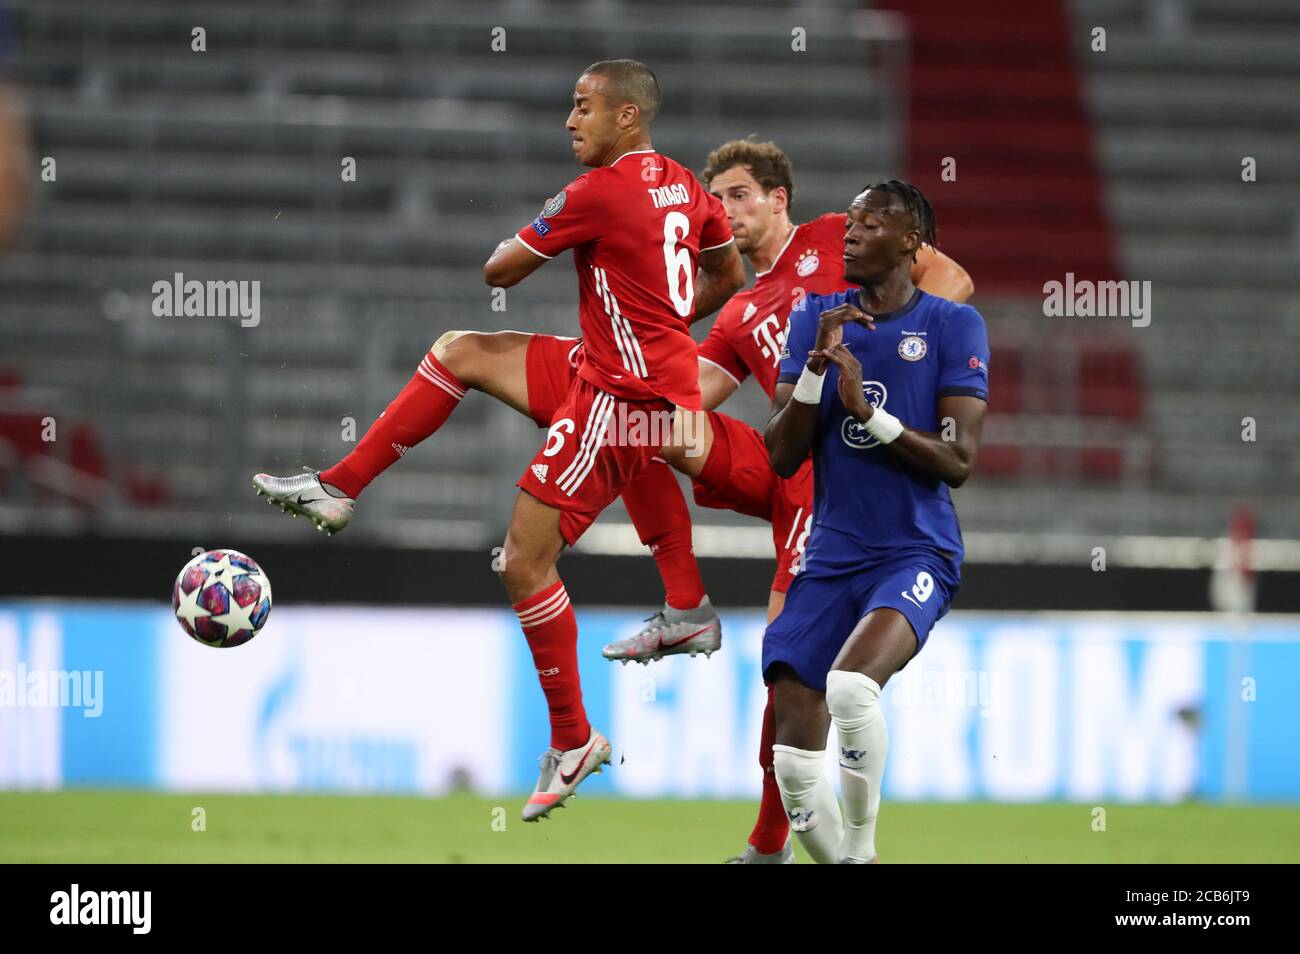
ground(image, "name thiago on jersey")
xmin=647 ymin=182 xmax=690 ymax=209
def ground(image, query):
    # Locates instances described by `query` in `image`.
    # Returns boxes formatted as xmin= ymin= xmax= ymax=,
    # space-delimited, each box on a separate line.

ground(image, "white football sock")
xmin=772 ymin=744 xmax=842 ymax=864
xmin=826 ymin=670 xmax=887 ymax=862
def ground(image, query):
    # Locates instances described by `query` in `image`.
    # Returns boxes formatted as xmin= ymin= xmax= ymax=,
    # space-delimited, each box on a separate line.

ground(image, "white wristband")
xmin=863 ymin=407 xmax=904 ymax=444
xmin=792 ymin=364 xmax=825 ymax=404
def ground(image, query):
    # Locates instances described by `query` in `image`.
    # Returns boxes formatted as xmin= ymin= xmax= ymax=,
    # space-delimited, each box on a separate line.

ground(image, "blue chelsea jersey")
xmin=777 ymin=287 xmax=990 ymax=566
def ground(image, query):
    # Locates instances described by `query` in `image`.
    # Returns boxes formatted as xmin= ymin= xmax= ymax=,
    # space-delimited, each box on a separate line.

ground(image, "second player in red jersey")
xmin=699 ymin=211 xmax=854 ymax=400
xmin=690 ymin=211 xmax=850 ymax=600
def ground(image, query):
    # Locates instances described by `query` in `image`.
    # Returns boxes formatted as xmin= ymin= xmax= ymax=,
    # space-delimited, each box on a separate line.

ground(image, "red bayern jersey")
xmin=697 ymin=211 xmax=850 ymax=400
xmin=515 ymin=149 xmax=733 ymax=411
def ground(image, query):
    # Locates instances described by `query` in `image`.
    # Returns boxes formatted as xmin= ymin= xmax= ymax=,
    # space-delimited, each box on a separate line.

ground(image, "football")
xmin=171 ymin=548 xmax=273 ymax=647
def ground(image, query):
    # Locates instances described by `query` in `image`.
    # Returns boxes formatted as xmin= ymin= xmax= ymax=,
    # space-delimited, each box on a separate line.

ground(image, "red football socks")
xmin=320 ymin=349 xmax=466 ymax=499
xmin=514 ymin=580 xmax=591 ymax=752
xmin=621 ymin=458 xmax=707 ymax=611
xmin=749 ymin=684 xmax=791 ymax=854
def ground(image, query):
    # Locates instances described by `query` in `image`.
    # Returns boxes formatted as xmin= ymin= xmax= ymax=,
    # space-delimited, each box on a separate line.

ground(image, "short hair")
xmin=701 ymin=137 xmax=795 ymax=209
xmin=582 ymin=59 xmax=662 ymax=127
xmin=857 ymin=178 xmax=937 ymax=249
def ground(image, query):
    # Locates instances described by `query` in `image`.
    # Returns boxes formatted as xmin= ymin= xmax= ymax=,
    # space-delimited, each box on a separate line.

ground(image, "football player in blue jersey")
xmin=762 ymin=180 xmax=990 ymax=863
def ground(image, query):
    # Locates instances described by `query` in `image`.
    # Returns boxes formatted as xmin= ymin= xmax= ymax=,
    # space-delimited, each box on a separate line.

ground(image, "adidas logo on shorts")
xmin=531 ymin=463 xmax=548 ymax=484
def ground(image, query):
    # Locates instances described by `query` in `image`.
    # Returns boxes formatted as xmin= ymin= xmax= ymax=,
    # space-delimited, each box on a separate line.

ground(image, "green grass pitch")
xmin=2 ymin=792 xmax=1296 ymax=863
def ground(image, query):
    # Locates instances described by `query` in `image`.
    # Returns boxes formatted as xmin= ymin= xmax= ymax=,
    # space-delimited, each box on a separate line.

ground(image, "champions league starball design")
xmin=171 ymin=549 xmax=273 ymax=647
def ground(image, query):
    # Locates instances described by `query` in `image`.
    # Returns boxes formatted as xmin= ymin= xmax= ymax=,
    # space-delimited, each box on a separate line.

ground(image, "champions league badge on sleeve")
xmin=541 ymin=190 xmax=567 ymax=218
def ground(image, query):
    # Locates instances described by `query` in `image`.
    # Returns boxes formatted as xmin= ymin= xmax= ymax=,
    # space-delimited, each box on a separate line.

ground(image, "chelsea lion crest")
xmin=898 ymin=335 xmax=927 ymax=361
xmin=842 ymin=381 xmax=889 ymax=450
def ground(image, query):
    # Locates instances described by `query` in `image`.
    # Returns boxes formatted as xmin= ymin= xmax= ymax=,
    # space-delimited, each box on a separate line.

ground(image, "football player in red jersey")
xmin=601 ymin=138 xmax=973 ymax=862
xmin=255 ymin=60 xmax=745 ymax=820
xmin=483 ymin=62 xmax=745 ymax=819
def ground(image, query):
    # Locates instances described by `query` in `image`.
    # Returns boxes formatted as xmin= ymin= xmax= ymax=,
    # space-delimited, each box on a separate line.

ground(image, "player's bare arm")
xmin=912 ymin=245 xmax=973 ymax=303
xmin=483 ymin=236 xmax=548 ymax=288
xmin=764 ymin=380 xmax=815 ymax=479
xmin=817 ymin=342 xmax=986 ymax=487
xmin=690 ymin=241 xmax=745 ymax=323
xmin=697 ymin=358 xmax=739 ymax=411
xmin=764 ymin=303 xmax=875 ymax=477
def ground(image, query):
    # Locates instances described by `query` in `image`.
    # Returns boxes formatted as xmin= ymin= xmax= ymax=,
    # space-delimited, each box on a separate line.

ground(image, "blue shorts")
xmin=762 ymin=546 xmax=960 ymax=693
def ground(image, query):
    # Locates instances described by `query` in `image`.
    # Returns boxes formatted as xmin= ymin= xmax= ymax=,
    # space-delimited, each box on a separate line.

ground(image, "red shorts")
xmin=691 ymin=411 xmax=814 ymax=594
xmin=521 ymin=339 xmax=672 ymax=546
xmin=524 ymin=334 xmax=584 ymax=427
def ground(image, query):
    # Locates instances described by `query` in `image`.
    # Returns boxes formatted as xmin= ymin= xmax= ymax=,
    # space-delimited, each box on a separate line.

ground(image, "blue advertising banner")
xmin=1 ymin=603 xmax=1297 ymax=802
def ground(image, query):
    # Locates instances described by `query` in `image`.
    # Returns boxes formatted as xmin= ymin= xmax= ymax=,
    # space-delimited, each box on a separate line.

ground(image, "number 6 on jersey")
xmin=663 ymin=210 xmax=693 ymax=318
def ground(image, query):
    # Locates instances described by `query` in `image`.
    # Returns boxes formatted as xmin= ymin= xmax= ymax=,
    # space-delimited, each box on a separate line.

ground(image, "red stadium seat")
xmin=987 ymin=345 xmax=1024 ymax=415
xmin=1079 ymin=345 xmax=1145 ymax=421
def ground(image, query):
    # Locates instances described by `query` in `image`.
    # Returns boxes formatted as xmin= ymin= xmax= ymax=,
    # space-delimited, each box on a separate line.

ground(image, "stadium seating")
xmin=1 ymin=0 xmax=1297 ymax=547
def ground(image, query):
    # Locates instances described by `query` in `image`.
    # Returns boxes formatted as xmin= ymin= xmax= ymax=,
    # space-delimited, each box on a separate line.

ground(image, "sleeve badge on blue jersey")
xmin=968 ymin=355 xmax=987 ymax=372
xmin=541 ymin=190 xmax=566 ymax=218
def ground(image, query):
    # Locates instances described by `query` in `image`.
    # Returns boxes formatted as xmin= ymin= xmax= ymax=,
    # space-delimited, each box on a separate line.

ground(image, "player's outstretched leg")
xmin=499 ymin=489 xmax=611 ymax=821
xmin=253 ymin=330 xmax=533 ymax=533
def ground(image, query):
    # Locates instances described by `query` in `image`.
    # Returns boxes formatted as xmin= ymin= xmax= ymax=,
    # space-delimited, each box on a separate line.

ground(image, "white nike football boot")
xmin=252 ymin=467 xmax=355 ymax=534
xmin=725 ymin=837 xmax=797 ymax=864
xmin=521 ymin=728 xmax=613 ymax=822
xmin=601 ymin=596 xmax=722 ymax=665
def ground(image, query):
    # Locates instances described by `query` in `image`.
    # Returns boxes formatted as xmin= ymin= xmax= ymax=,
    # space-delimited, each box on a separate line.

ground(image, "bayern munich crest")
xmin=898 ymin=335 xmax=927 ymax=361
xmin=795 ymin=249 xmax=820 ymax=277
xmin=842 ymin=380 xmax=889 ymax=450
